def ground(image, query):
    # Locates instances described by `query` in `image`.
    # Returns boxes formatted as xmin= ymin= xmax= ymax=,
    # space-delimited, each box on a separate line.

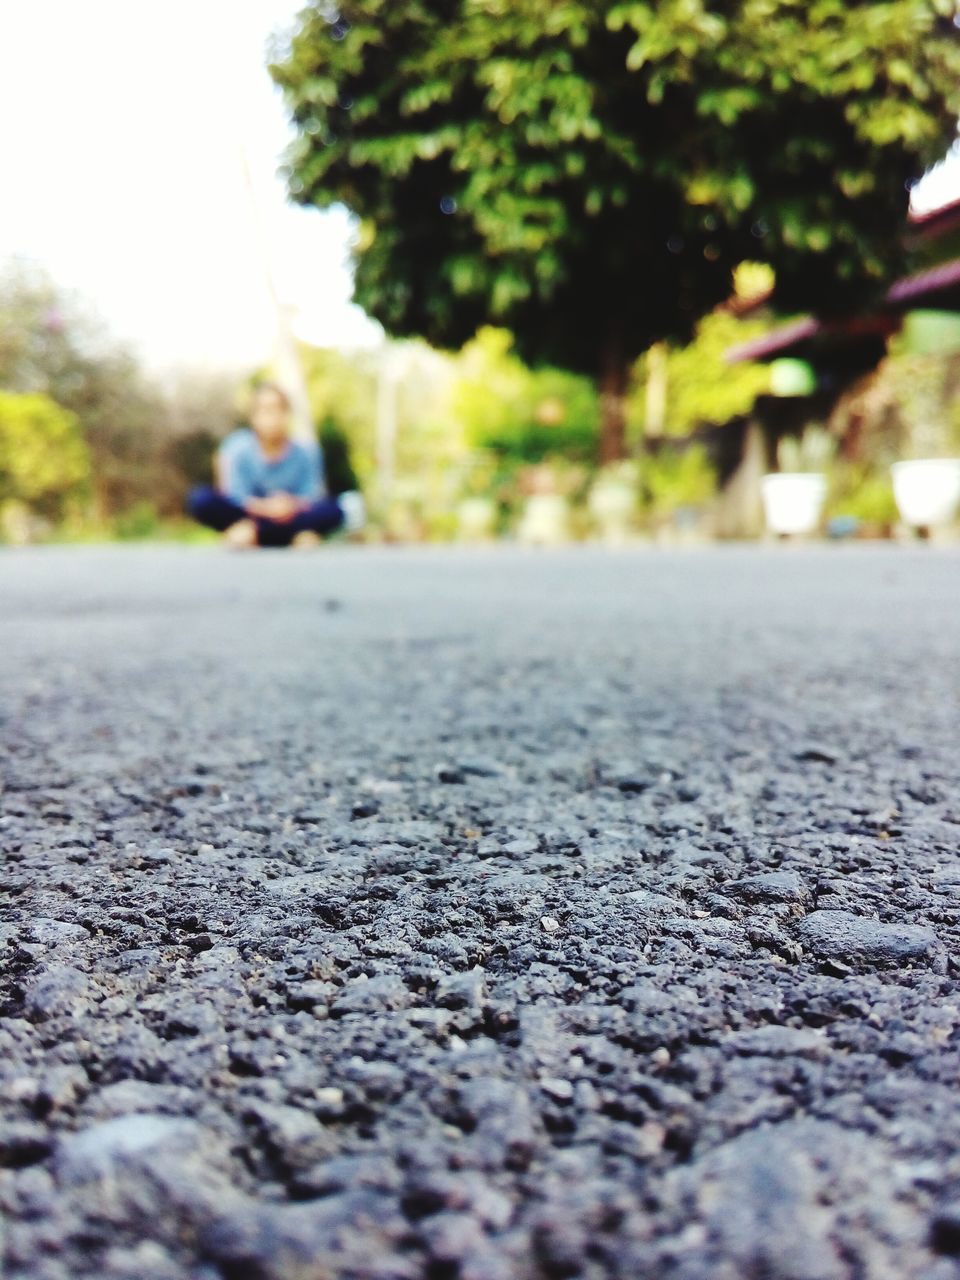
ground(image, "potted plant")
xmin=891 ymin=458 xmax=960 ymax=533
xmin=826 ymin=465 xmax=899 ymax=540
xmin=515 ymin=462 xmax=585 ymax=545
xmin=761 ymin=428 xmax=834 ymax=537
xmin=457 ymin=496 xmax=497 ymax=541
xmin=644 ymin=445 xmax=717 ymax=543
xmin=455 ymin=455 xmax=499 ymax=542
xmin=587 ymin=460 xmax=640 ymax=543
xmin=888 ymin=356 xmax=960 ymax=534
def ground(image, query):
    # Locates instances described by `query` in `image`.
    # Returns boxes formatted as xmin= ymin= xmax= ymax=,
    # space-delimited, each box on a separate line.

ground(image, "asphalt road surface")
xmin=2 ymin=544 xmax=960 ymax=1280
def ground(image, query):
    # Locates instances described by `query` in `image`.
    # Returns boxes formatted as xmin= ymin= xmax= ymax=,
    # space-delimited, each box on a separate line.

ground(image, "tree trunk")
xmin=598 ymin=345 xmax=629 ymax=464
xmin=711 ymin=418 xmax=766 ymax=539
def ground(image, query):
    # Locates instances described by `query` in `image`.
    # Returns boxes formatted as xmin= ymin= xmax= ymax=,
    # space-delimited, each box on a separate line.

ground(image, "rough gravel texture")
xmin=2 ymin=544 xmax=960 ymax=1280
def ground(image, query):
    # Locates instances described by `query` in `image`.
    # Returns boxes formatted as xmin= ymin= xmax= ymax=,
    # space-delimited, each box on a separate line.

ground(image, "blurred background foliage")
xmin=0 ymin=391 xmax=90 ymax=542
xmin=5 ymin=251 xmax=960 ymax=544
xmin=629 ymin=309 xmax=773 ymax=439
xmin=453 ymin=328 xmax=599 ymax=463
xmin=0 ymin=262 xmax=242 ymax=541
xmin=2 ymin=2 xmax=960 ymax=542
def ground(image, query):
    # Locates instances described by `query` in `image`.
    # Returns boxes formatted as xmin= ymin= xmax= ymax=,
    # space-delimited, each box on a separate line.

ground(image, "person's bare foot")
xmin=291 ymin=530 xmax=323 ymax=551
xmin=224 ymin=519 xmax=258 ymax=550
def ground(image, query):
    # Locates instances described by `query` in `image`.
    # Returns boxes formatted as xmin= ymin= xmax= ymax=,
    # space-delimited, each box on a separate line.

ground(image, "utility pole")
xmin=644 ymin=341 xmax=668 ymax=442
xmin=375 ymin=344 xmax=400 ymax=515
xmin=237 ymin=142 xmax=315 ymax=447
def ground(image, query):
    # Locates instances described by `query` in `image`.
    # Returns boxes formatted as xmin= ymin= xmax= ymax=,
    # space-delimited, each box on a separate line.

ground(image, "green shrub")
xmin=776 ymin=427 xmax=835 ymax=473
xmin=112 ymin=501 xmax=161 ymax=541
xmin=827 ymin=466 xmax=899 ymax=526
xmin=644 ymin=445 xmax=717 ymax=517
xmin=453 ymin=328 xmax=598 ymax=466
xmin=0 ymin=391 xmax=90 ymax=527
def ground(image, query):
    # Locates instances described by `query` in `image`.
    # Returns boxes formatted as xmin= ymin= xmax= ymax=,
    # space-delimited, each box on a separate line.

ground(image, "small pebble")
xmin=540 ymin=1078 xmax=574 ymax=1101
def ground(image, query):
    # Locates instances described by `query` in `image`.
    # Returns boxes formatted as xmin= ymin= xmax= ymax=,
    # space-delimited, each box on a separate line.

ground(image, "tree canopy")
xmin=271 ymin=0 xmax=959 ymax=456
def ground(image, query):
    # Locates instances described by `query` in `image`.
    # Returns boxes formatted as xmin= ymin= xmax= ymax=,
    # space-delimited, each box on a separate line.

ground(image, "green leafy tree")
xmin=644 ymin=443 xmax=717 ymax=518
xmin=0 ymin=262 xmax=168 ymax=519
xmin=0 ymin=263 xmax=248 ymax=523
xmin=629 ymin=308 xmax=773 ymax=438
xmin=452 ymin=326 xmax=598 ymax=464
xmin=0 ymin=391 xmax=90 ymax=523
xmin=270 ymin=0 xmax=960 ymax=459
xmin=299 ymin=344 xmax=379 ymax=481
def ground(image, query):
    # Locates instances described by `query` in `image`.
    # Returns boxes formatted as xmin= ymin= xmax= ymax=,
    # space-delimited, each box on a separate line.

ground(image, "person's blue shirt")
xmin=218 ymin=429 xmax=325 ymax=504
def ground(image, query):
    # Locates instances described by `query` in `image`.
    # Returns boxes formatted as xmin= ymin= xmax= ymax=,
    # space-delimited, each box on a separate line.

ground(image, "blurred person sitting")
xmin=187 ymin=381 xmax=364 ymax=549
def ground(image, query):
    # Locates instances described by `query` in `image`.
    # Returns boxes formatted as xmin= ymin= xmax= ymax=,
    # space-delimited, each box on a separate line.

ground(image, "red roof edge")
xmin=724 ymin=317 xmax=821 ymax=364
xmin=725 ymin=256 xmax=960 ymax=364
xmin=908 ymin=193 xmax=960 ymax=229
xmin=886 ymin=257 xmax=960 ymax=306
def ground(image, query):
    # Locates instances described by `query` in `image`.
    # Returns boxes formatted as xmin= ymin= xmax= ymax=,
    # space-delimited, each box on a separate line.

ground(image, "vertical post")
xmin=238 ymin=143 xmax=315 ymax=448
xmin=712 ymin=418 xmax=766 ymax=538
xmin=376 ymin=345 xmax=399 ymax=516
xmin=598 ymin=332 xmax=628 ymax=464
xmin=644 ymin=342 xmax=668 ymax=441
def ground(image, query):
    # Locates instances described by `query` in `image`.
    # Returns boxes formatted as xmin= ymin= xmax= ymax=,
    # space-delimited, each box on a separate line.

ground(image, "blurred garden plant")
xmin=0 ymin=262 xmax=241 ymax=537
xmin=885 ymin=351 xmax=960 ymax=460
xmin=776 ymin=427 xmax=836 ymax=473
xmin=451 ymin=327 xmax=598 ymax=464
xmin=629 ymin=302 xmax=772 ymax=439
xmin=0 ymin=392 xmax=89 ymax=541
xmin=643 ymin=444 xmax=718 ymax=524
xmin=826 ymin=464 xmax=899 ymax=532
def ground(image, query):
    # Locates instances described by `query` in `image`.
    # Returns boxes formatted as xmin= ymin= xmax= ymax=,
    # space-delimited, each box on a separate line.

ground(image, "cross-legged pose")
xmin=186 ymin=381 xmax=364 ymax=549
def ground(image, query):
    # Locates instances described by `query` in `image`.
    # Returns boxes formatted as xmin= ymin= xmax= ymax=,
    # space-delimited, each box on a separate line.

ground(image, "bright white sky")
xmin=0 ymin=2 xmax=957 ymax=375
xmin=0 ymin=0 xmax=383 ymax=374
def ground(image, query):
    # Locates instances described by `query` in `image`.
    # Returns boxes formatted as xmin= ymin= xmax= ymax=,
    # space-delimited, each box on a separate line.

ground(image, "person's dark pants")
xmin=186 ymin=487 xmax=343 ymax=546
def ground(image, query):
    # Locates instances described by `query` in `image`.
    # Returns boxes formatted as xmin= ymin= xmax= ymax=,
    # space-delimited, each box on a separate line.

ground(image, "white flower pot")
xmin=457 ymin=497 xmax=497 ymax=541
xmin=761 ymin=473 xmax=827 ymax=536
xmin=0 ymin=500 xmax=49 ymax=545
xmin=588 ymin=482 xmax=636 ymax=543
xmin=891 ymin=459 xmax=960 ymax=528
xmin=517 ymin=495 xmax=570 ymax=545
